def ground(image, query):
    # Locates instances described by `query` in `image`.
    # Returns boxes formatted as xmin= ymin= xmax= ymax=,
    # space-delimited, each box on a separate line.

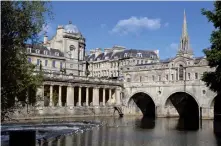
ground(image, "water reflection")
xmin=135 ymin=117 xmax=155 ymax=129
xmin=43 ymin=117 xmax=220 ymax=146
xmin=176 ymin=117 xmax=199 ymax=131
xmin=214 ymin=120 xmax=221 ymax=146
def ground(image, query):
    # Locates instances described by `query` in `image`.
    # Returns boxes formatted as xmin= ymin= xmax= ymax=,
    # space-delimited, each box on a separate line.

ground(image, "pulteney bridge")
xmin=122 ymin=79 xmax=219 ymax=119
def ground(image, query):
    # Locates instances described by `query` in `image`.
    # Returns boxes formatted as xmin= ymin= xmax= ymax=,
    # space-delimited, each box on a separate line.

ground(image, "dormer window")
xmin=137 ymin=53 xmax=142 ymax=57
xmin=44 ymin=50 xmax=48 ymax=55
xmin=27 ymin=48 xmax=31 ymax=53
xmin=55 ymin=52 xmax=59 ymax=56
xmin=124 ymin=53 xmax=128 ymax=58
xmin=105 ymin=56 xmax=109 ymax=60
xmin=36 ymin=49 xmax=40 ymax=54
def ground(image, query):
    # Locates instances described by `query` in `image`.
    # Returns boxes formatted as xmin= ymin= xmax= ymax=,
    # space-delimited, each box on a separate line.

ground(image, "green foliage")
xmin=1 ymin=1 xmax=53 ymax=121
xmin=201 ymin=1 xmax=221 ymax=94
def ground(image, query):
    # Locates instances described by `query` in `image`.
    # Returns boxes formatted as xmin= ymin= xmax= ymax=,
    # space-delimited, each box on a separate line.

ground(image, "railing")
xmin=34 ymin=70 xmax=122 ymax=84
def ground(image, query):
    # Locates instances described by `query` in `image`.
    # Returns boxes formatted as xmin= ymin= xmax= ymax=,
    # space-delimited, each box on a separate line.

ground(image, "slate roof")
xmin=86 ymin=49 xmax=158 ymax=61
xmin=26 ymin=44 xmax=64 ymax=57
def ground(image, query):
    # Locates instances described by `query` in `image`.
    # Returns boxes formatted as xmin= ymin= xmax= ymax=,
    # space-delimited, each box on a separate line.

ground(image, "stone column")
xmin=93 ymin=87 xmax=99 ymax=106
xmin=103 ymin=88 xmax=105 ymax=106
xmin=58 ymin=85 xmax=62 ymax=107
xmin=109 ymin=89 xmax=112 ymax=100
xmin=49 ymin=85 xmax=53 ymax=106
xmin=66 ymin=85 xmax=74 ymax=106
xmin=86 ymin=87 xmax=89 ymax=106
xmin=115 ymin=88 xmax=121 ymax=105
xmin=78 ymin=86 xmax=82 ymax=106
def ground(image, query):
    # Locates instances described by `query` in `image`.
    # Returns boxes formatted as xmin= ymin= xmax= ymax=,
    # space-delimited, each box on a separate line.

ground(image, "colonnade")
xmin=41 ymin=84 xmax=121 ymax=107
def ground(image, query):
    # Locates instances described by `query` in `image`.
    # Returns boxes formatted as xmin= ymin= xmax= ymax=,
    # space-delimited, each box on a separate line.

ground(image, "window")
xmin=188 ymin=73 xmax=191 ymax=80
xmin=44 ymin=50 xmax=48 ymax=55
xmin=55 ymin=52 xmax=59 ymax=56
xmin=28 ymin=58 xmax=31 ymax=63
xmin=37 ymin=59 xmax=41 ymax=66
xmin=179 ymin=65 xmax=184 ymax=80
xmin=27 ymin=48 xmax=31 ymax=53
xmin=45 ymin=60 xmax=48 ymax=66
xmin=141 ymin=60 xmax=143 ymax=64
xmin=52 ymin=60 xmax=56 ymax=68
xmin=195 ymin=73 xmax=198 ymax=79
xmin=70 ymin=64 xmax=73 ymax=68
xmin=137 ymin=60 xmax=139 ymax=64
xmin=171 ymin=74 xmax=174 ymax=80
xmin=137 ymin=53 xmax=142 ymax=57
xmin=133 ymin=60 xmax=135 ymax=63
xmin=158 ymin=75 xmax=161 ymax=81
xmin=60 ymin=62 xmax=63 ymax=69
xmin=69 ymin=45 xmax=75 ymax=51
xmin=36 ymin=49 xmax=40 ymax=54
xmin=166 ymin=75 xmax=169 ymax=80
xmin=140 ymin=76 xmax=142 ymax=82
xmin=124 ymin=53 xmax=128 ymax=58
xmin=152 ymin=75 xmax=155 ymax=81
xmin=145 ymin=61 xmax=148 ymax=64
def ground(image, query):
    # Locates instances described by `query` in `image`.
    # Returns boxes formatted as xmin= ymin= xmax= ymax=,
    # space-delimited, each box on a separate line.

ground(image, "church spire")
xmin=182 ymin=9 xmax=188 ymax=38
xmin=177 ymin=9 xmax=193 ymax=57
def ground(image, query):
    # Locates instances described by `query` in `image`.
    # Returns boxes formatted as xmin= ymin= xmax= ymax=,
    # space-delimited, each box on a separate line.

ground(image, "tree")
xmin=1 ymin=1 xmax=53 ymax=121
xmin=201 ymin=1 xmax=221 ymax=95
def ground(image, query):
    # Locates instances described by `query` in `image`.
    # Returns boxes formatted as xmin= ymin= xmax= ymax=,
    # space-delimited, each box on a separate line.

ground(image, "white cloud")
xmin=164 ymin=22 xmax=169 ymax=27
xmin=110 ymin=16 xmax=161 ymax=35
xmin=170 ymin=43 xmax=178 ymax=50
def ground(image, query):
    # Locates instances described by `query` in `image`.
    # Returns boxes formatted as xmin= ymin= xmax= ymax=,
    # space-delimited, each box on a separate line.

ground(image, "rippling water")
xmin=1 ymin=116 xmax=221 ymax=146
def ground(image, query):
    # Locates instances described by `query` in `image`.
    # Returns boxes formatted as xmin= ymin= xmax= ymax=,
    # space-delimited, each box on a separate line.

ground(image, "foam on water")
xmin=1 ymin=121 xmax=101 ymax=145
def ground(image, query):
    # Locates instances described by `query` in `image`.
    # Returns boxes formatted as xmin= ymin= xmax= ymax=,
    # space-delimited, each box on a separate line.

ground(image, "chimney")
xmin=57 ymin=25 xmax=64 ymax=35
xmin=43 ymin=32 xmax=48 ymax=44
xmin=104 ymin=48 xmax=112 ymax=55
xmin=95 ymin=48 xmax=102 ymax=58
xmin=153 ymin=50 xmax=159 ymax=58
xmin=89 ymin=49 xmax=95 ymax=55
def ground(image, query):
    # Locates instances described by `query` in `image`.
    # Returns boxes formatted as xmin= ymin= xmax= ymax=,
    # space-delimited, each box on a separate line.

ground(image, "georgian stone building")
xmin=85 ymin=46 xmax=160 ymax=79
xmin=27 ymin=21 xmax=86 ymax=76
xmin=18 ymin=11 xmax=218 ymax=120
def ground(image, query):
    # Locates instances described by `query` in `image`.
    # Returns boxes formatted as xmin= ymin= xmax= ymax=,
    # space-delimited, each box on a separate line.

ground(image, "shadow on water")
xmin=135 ymin=117 xmax=155 ymax=129
xmin=176 ymin=117 xmax=199 ymax=131
xmin=214 ymin=119 xmax=221 ymax=146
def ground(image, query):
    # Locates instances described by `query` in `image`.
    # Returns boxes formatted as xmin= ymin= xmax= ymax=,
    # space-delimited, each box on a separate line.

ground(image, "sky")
xmin=43 ymin=1 xmax=215 ymax=59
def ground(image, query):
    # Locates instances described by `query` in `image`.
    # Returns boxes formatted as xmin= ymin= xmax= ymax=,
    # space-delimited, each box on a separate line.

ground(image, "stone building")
xmin=85 ymin=46 xmax=160 ymax=79
xmin=27 ymin=21 xmax=86 ymax=76
xmin=16 ymin=10 xmax=218 ymax=120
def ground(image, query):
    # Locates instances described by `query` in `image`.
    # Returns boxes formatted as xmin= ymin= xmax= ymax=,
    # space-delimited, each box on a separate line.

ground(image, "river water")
xmin=42 ymin=116 xmax=220 ymax=146
xmin=1 ymin=117 xmax=221 ymax=146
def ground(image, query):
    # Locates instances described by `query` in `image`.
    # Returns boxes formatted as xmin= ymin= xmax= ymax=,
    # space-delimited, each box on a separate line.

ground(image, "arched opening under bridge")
xmin=165 ymin=92 xmax=199 ymax=130
xmin=128 ymin=92 xmax=155 ymax=118
xmin=165 ymin=92 xmax=199 ymax=119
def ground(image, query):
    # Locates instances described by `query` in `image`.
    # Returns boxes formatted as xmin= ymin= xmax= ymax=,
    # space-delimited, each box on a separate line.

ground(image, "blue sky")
xmin=43 ymin=1 xmax=215 ymax=59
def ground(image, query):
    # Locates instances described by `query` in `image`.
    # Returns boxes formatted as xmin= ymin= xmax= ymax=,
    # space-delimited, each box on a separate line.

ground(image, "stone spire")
xmin=177 ymin=10 xmax=193 ymax=57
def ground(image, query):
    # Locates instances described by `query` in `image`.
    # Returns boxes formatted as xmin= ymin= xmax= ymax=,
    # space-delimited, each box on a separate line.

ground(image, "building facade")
xmin=17 ymin=10 xmax=217 ymax=120
xmin=27 ymin=21 xmax=86 ymax=76
xmin=85 ymin=46 xmax=160 ymax=79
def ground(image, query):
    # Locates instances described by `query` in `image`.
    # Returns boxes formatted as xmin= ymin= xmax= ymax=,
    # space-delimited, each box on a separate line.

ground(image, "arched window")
xmin=179 ymin=65 xmax=184 ymax=80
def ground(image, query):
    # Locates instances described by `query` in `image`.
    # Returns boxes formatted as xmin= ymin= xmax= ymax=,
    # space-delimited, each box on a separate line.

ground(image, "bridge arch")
xmin=128 ymin=91 xmax=156 ymax=118
xmin=163 ymin=90 xmax=200 ymax=107
xmin=210 ymin=94 xmax=221 ymax=120
xmin=164 ymin=91 xmax=199 ymax=119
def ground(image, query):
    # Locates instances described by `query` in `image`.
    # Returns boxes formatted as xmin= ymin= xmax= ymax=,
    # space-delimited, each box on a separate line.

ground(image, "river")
xmin=41 ymin=116 xmax=221 ymax=146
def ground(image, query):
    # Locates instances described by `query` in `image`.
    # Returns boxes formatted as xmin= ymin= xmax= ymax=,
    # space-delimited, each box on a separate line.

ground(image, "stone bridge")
xmin=122 ymin=79 xmax=218 ymax=119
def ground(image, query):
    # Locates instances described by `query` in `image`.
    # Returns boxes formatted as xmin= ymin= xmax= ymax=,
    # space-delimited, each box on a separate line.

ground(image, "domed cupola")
xmin=64 ymin=21 xmax=80 ymax=34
